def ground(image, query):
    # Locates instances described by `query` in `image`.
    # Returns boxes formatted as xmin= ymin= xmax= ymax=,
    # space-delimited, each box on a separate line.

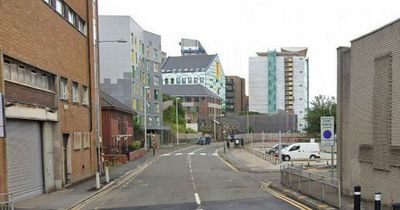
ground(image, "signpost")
xmin=321 ymin=116 xmax=335 ymax=178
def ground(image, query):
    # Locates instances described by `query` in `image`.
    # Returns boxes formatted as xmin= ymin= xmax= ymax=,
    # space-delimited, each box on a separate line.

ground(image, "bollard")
xmin=374 ymin=192 xmax=381 ymax=210
xmin=393 ymin=203 xmax=400 ymax=210
xmin=105 ymin=166 xmax=110 ymax=183
xmin=354 ymin=186 xmax=361 ymax=210
xmin=153 ymin=147 xmax=155 ymax=156
xmin=95 ymin=172 xmax=101 ymax=189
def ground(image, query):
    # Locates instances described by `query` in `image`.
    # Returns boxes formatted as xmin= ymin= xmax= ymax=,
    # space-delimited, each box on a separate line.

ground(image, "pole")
xmin=262 ymin=130 xmax=265 ymax=148
xmin=144 ymin=88 xmax=147 ymax=151
xmin=331 ymin=144 xmax=334 ymax=178
xmin=354 ymin=186 xmax=361 ymax=210
xmin=213 ymin=106 xmax=216 ymax=142
xmin=278 ymin=130 xmax=282 ymax=164
xmin=247 ymin=107 xmax=249 ymax=144
xmin=176 ymin=98 xmax=179 ymax=146
xmin=375 ymin=192 xmax=381 ymax=210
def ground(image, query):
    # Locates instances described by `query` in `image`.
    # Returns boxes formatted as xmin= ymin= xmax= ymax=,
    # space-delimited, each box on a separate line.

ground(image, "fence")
xmin=0 ymin=193 xmax=14 ymax=210
xmin=281 ymin=165 xmax=341 ymax=208
xmin=244 ymin=146 xmax=280 ymax=164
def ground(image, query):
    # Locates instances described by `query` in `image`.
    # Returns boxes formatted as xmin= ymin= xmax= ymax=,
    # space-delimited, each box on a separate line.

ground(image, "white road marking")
xmin=160 ymin=154 xmax=170 ymax=157
xmin=175 ymin=153 xmax=182 ymax=156
xmin=212 ymin=153 xmax=218 ymax=156
xmin=200 ymin=153 xmax=207 ymax=156
xmin=188 ymin=152 xmax=195 ymax=155
xmin=194 ymin=193 xmax=201 ymax=205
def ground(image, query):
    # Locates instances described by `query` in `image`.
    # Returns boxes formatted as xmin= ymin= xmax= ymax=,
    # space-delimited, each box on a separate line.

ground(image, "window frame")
xmin=60 ymin=77 xmax=68 ymax=100
xmin=72 ymin=81 xmax=79 ymax=103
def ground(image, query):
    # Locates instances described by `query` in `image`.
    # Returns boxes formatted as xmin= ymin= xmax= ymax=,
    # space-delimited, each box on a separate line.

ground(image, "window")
xmin=141 ymin=43 xmax=145 ymax=55
xmin=67 ymin=9 xmax=75 ymax=24
xmin=72 ymin=82 xmax=79 ymax=103
xmin=170 ymin=78 xmax=175 ymax=84
xmin=73 ymin=132 xmax=82 ymax=150
xmin=188 ymin=77 xmax=192 ymax=84
xmin=299 ymin=97 xmax=303 ymax=101
xmin=130 ymin=33 xmax=134 ymax=45
xmin=153 ymin=49 xmax=158 ymax=59
xmin=17 ymin=65 xmax=25 ymax=83
xmin=176 ymin=78 xmax=181 ymax=84
xmin=155 ymin=117 xmax=160 ymax=126
xmin=146 ymin=60 xmax=150 ymax=71
xmin=55 ymin=0 xmax=63 ymax=15
xmin=42 ymin=75 xmax=49 ymax=90
xmin=182 ymin=78 xmax=186 ymax=84
xmin=82 ymin=85 xmax=89 ymax=105
xmin=200 ymin=77 xmax=204 ymax=83
xmin=164 ymin=78 xmax=169 ymax=85
xmin=3 ymin=59 xmax=11 ymax=80
xmin=154 ymin=76 xmax=159 ymax=86
xmin=154 ymin=90 xmax=160 ymax=100
xmin=147 ymin=74 xmax=151 ymax=86
xmin=299 ymin=84 xmax=303 ymax=87
xmin=299 ymin=71 xmax=303 ymax=74
xmin=155 ymin=103 xmax=160 ymax=113
xmin=31 ymin=70 xmax=37 ymax=86
xmin=60 ymin=77 xmax=68 ymax=100
xmin=194 ymin=77 xmax=198 ymax=83
xmin=289 ymin=145 xmax=300 ymax=151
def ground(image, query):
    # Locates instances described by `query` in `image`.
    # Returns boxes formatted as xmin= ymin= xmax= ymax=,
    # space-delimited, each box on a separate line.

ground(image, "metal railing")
xmin=243 ymin=146 xmax=280 ymax=164
xmin=281 ymin=165 xmax=341 ymax=208
xmin=0 ymin=193 xmax=14 ymax=210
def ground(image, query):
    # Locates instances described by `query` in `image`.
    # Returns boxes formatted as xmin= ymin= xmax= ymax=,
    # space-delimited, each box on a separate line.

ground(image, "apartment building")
xmin=249 ymin=48 xmax=309 ymax=131
xmin=99 ymin=16 xmax=165 ymax=147
xmin=225 ymin=76 xmax=246 ymax=114
xmin=163 ymin=85 xmax=222 ymax=132
xmin=161 ymin=54 xmax=226 ymax=108
xmin=0 ymin=0 xmax=99 ymax=201
xmin=337 ymin=19 xmax=400 ymax=206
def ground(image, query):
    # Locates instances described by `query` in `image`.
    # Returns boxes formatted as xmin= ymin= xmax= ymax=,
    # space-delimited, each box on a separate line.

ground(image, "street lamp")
xmin=95 ymin=39 xmax=127 ymax=189
xmin=144 ymin=86 xmax=150 ymax=151
xmin=176 ymin=97 xmax=181 ymax=146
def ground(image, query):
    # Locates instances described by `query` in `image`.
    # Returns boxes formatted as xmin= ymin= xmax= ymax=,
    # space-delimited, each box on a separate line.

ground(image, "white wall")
xmin=249 ymin=56 xmax=268 ymax=113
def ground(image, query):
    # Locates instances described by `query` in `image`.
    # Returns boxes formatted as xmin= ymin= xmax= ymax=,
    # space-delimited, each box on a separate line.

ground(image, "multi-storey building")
xmin=249 ymin=48 xmax=309 ymax=131
xmin=225 ymin=76 xmax=246 ymax=114
xmin=180 ymin=38 xmax=207 ymax=56
xmin=99 ymin=16 xmax=164 ymax=146
xmin=161 ymin=54 xmax=226 ymax=109
xmin=0 ymin=0 xmax=99 ymax=201
xmin=163 ymin=85 xmax=222 ymax=132
xmin=337 ymin=19 xmax=400 ymax=206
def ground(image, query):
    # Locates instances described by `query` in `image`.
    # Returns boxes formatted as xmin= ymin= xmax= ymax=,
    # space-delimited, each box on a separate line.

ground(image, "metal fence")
xmin=281 ymin=165 xmax=341 ymax=208
xmin=244 ymin=147 xmax=280 ymax=164
xmin=0 ymin=193 xmax=14 ymax=210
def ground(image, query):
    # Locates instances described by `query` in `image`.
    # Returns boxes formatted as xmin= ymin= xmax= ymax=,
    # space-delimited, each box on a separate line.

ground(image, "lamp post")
xmin=144 ymin=86 xmax=150 ymax=151
xmin=96 ymin=39 xmax=127 ymax=189
xmin=176 ymin=97 xmax=180 ymax=146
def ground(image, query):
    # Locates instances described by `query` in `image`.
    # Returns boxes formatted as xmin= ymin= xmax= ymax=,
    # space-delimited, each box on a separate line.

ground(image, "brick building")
xmin=225 ymin=75 xmax=247 ymax=114
xmin=0 ymin=0 xmax=99 ymax=201
xmin=162 ymin=85 xmax=222 ymax=132
xmin=337 ymin=18 xmax=400 ymax=205
xmin=101 ymin=91 xmax=134 ymax=155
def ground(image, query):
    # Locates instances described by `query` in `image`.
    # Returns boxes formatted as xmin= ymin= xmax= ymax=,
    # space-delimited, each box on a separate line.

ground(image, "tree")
xmin=162 ymin=95 xmax=186 ymax=133
xmin=304 ymin=95 xmax=336 ymax=135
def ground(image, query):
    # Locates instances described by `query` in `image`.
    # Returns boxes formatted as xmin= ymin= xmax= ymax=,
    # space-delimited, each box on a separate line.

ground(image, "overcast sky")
xmin=99 ymin=0 xmax=400 ymax=98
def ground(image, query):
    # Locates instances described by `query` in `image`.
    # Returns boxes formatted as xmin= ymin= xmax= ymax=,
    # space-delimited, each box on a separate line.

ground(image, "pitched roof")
xmin=161 ymin=54 xmax=217 ymax=73
xmin=162 ymin=85 xmax=219 ymax=98
xmin=101 ymin=90 xmax=135 ymax=115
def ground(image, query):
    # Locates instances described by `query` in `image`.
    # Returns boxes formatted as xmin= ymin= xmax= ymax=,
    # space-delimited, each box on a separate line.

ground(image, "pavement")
xmin=75 ymin=143 xmax=307 ymax=210
xmin=15 ymin=144 xmax=195 ymax=210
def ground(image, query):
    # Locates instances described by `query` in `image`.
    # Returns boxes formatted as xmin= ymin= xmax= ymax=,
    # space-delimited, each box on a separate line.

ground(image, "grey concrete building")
xmin=99 ymin=16 xmax=165 ymax=145
xmin=337 ymin=18 xmax=400 ymax=205
xmin=225 ymin=75 xmax=247 ymax=114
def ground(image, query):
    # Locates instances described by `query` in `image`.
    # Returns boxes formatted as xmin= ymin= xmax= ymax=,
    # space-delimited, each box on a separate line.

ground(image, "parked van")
xmin=281 ymin=143 xmax=320 ymax=161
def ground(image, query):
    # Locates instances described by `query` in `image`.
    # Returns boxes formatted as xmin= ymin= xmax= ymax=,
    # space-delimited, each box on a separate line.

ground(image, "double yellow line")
xmin=261 ymin=182 xmax=312 ymax=210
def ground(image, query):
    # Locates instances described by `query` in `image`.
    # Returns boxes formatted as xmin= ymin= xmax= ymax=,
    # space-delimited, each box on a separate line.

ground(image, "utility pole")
xmin=176 ymin=97 xmax=180 ymax=146
xmin=144 ymin=86 xmax=150 ymax=151
xmin=213 ymin=106 xmax=216 ymax=141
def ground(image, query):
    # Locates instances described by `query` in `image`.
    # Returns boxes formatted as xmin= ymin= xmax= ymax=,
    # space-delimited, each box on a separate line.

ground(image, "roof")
xmin=256 ymin=47 xmax=308 ymax=57
xmin=162 ymin=85 xmax=220 ymax=98
xmin=101 ymin=90 xmax=135 ymax=115
xmin=161 ymin=54 xmax=217 ymax=73
xmin=351 ymin=18 xmax=400 ymax=42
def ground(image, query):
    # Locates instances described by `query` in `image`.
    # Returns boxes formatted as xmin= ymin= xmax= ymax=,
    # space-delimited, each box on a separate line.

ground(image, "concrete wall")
xmin=338 ymin=20 xmax=400 ymax=205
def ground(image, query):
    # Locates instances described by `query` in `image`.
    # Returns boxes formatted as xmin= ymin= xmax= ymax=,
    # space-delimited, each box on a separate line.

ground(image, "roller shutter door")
xmin=6 ymin=119 xmax=43 ymax=201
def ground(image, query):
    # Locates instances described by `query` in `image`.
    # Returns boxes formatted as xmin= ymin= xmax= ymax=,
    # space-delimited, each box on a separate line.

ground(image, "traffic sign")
xmin=321 ymin=116 xmax=334 ymax=146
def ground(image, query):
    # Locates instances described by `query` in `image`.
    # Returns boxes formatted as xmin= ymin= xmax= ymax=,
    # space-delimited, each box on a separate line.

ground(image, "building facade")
xmin=225 ymin=76 xmax=246 ymax=114
xmin=180 ymin=38 xmax=207 ymax=56
xmin=337 ymin=19 xmax=400 ymax=205
xmin=99 ymin=16 xmax=164 ymax=146
xmin=249 ymin=48 xmax=309 ymax=132
xmin=101 ymin=91 xmax=134 ymax=155
xmin=163 ymin=85 xmax=222 ymax=132
xmin=0 ymin=0 xmax=99 ymax=201
xmin=161 ymin=54 xmax=226 ymax=108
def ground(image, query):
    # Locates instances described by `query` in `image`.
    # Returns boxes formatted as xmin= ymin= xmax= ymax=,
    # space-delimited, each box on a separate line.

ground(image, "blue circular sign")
xmin=323 ymin=130 xmax=332 ymax=139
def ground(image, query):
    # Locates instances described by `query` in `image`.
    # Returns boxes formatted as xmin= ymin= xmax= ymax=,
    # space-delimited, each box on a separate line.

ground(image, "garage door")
xmin=6 ymin=119 xmax=43 ymax=201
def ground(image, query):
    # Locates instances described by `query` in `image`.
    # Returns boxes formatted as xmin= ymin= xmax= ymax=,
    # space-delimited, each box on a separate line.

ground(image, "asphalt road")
xmin=81 ymin=144 xmax=306 ymax=210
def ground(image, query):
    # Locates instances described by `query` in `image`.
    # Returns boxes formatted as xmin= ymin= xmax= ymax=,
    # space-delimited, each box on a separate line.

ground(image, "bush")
xmin=129 ymin=141 xmax=142 ymax=151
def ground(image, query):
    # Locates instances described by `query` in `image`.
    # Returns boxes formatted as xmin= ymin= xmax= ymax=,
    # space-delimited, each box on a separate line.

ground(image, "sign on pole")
xmin=321 ymin=116 xmax=334 ymax=146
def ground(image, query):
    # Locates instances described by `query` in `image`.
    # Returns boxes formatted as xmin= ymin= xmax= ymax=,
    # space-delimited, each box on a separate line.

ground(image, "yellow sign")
xmin=215 ymin=61 xmax=222 ymax=79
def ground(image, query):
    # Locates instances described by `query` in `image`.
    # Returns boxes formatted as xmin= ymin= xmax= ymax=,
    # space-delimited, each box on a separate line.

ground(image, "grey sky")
xmin=99 ymin=0 xmax=400 ymax=98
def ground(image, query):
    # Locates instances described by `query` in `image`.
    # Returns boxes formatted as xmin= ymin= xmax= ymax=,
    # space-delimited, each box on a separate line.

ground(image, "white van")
xmin=281 ymin=143 xmax=320 ymax=161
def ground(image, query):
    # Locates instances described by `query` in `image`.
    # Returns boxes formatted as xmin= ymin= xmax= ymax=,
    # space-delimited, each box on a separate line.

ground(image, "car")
xmin=281 ymin=143 xmax=320 ymax=161
xmin=265 ymin=144 xmax=289 ymax=155
xmin=197 ymin=136 xmax=211 ymax=145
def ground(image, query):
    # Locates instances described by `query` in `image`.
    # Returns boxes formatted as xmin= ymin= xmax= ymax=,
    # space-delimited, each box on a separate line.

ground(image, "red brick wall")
xmin=0 ymin=0 xmax=98 ymax=186
xmin=102 ymin=109 xmax=134 ymax=154
xmin=0 ymin=140 xmax=6 ymax=193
